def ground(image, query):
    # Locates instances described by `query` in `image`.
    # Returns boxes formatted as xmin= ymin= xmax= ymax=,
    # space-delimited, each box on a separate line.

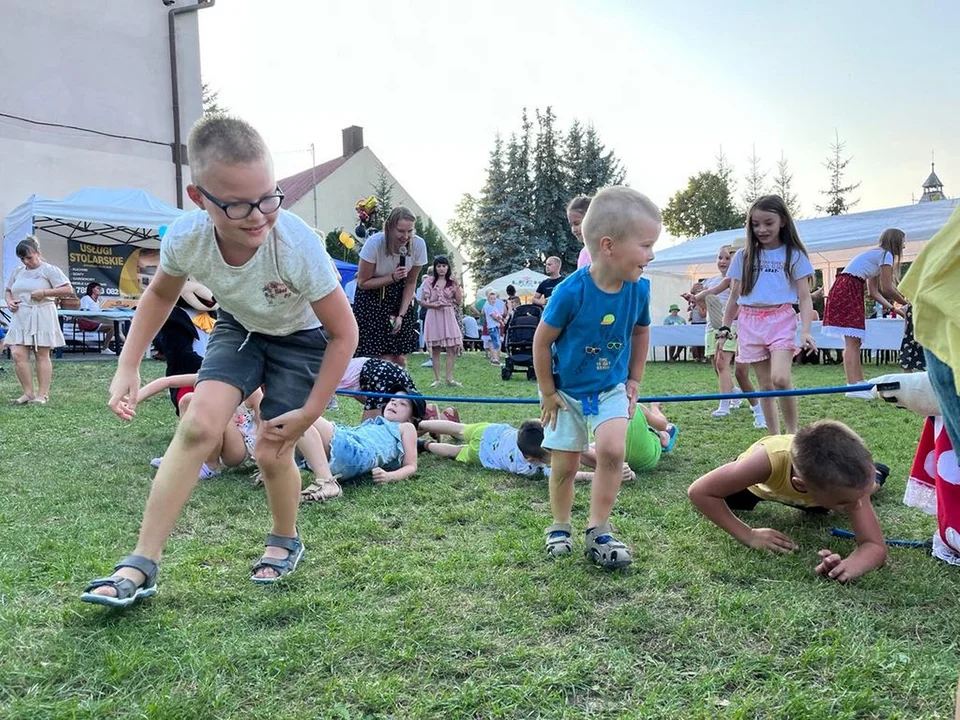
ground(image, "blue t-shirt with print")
xmin=541 ymin=268 xmax=651 ymax=398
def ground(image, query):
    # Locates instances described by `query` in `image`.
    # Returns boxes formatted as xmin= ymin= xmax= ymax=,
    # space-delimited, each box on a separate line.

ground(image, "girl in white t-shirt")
xmin=688 ymin=245 xmax=765 ymax=427
xmin=822 ymin=228 xmax=909 ymax=396
xmin=718 ymin=196 xmax=815 ymax=435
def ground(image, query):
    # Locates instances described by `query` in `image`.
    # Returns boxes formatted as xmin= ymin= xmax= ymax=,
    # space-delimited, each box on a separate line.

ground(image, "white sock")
xmin=716 ymin=400 xmax=730 ymax=413
xmin=752 ymin=403 xmax=764 ymax=414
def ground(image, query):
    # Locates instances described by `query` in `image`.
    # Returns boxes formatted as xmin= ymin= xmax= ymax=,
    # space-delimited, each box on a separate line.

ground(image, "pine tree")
xmin=530 ymin=107 xmax=570 ymax=267
xmin=772 ymin=152 xmax=801 ymax=218
xmin=741 ymin=145 xmax=767 ymax=209
xmin=581 ymin=123 xmax=626 ymax=190
xmin=370 ymin=163 xmax=396 ymax=221
xmin=201 ymin=82 xmax=226 ymax=115
xmin=448 ymin=193 xmax=479 ymax=257
xmin=563 ymin=119 xmax=588 ymax=197
xmin=816 ymin=130 xmax=861 ymax=216
xmin=494 ymin=124 xmax=535 ymax=281
xmin=716 ymin=146 xmax=736 ymax=196
xmin=468 ymin=134 xmax=510 ymax=284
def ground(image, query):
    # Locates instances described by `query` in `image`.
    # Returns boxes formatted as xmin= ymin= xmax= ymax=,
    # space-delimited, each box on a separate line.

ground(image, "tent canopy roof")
xmin=649 ymin=199 xmax=959 ymax=274
xmin=476 ymin=268 xmax=549 ymax=300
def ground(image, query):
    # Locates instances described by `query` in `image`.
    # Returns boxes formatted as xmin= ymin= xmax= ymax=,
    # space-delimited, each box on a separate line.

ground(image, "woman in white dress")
xmin=3 ymin=236 xmax=74 ymax=404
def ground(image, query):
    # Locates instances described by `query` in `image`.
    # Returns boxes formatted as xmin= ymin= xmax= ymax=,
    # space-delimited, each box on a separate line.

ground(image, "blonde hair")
xmin=187 ymin=114 xmax=270 ymax=183
xmin=383 ymin=206 xmax=416 ymax=235
xmin=580 ymin=186 xmax=661 ymax=256
xmin=877 ymin=227 xmax=905 ymax=280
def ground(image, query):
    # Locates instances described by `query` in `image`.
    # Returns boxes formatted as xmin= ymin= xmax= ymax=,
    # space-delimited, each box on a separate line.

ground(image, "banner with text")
xmin=67 ymin=242 xmax=160 ymax=299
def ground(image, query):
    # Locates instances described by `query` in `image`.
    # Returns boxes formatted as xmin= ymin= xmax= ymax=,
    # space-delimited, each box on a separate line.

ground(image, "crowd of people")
xmin=1 ymin=115 xmax=952 ymax=628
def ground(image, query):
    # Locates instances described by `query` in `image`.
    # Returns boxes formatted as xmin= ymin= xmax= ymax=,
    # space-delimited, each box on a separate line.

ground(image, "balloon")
xmin=339 ymin=231 xmax=356 ymax=250
xmin=158 ymin=225 xmax=168 ymax=238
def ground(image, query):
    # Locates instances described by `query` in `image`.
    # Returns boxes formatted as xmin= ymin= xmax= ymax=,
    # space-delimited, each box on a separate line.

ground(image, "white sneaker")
xmin=150 ymin=457 xmax=163 ymax=469
xmin=711 ymin=408 xmax=730 ymax=418
xmin=422 ymin=359 xmax=434 ymax=368
xmin=326 ymin=396 xmax=339 ymax=410
xmin=198 ymin=463 xmax=221 ymax=480
xmin=845 ymin=390 xmax=875 ymax=400
xmin=100 ymin=348 xmax=115 ymax=355
xmin=729 ymin=398 xmax=743 ymax=409
xmin=753 ymin=413 xmax=768 ymax=429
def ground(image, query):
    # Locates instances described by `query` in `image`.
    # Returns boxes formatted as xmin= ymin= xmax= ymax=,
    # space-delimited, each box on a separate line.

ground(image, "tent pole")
xmin=169 ymin=0 xmax=216 ymax=209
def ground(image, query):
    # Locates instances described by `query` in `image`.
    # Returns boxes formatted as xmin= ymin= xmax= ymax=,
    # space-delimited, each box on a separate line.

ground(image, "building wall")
xmin=0 ymin=0 xmax=202 ymax=280
xmin=285 ymin=147 xmax=466 ymax=272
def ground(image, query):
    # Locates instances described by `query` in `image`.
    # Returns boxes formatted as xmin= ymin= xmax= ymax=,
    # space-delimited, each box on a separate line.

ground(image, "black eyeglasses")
xmin=196 ymin=185 xmax=285 ymax=220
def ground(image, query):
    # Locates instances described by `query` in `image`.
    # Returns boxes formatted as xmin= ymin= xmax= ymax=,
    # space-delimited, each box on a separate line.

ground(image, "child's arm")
xmin=866 ymin=276 xmax=903 ymax=317
xmin=814 ymin=500 xmax=887 ymax=583
xmin=371 ymin=423 xmax=419 ymax=484
xmin=262 ymin=288 xmax=358 ymax=454
xmin=691 ymin=277 xmax=731 ymax=302
xmin=533 ymin=321 xmax=567 ymax=429
xmin=720 ymin=279 xmax=741 ymax=329
xmin=795 ymin=276 xmax=817 ymax=353
xmin=136 ymin=373 xmax=198 ymax=403
xmin=109 ymin=268 xmax=187 ymax=420
xmin=244 ymin=386 xmax=264 ymax=426
xmin=687 ymin=450 xmax=799 ymax=552
xmin=626 ymin=323 xmax=650 ymax=419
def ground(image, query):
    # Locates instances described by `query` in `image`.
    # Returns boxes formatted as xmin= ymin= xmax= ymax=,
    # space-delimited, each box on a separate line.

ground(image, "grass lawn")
xmin=1 ymin=353 xmax=958 ymax=719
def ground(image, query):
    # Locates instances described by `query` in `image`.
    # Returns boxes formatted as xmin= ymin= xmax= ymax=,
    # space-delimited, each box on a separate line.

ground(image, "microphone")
xmin=398 ymin=244 xmax=408 ymax=268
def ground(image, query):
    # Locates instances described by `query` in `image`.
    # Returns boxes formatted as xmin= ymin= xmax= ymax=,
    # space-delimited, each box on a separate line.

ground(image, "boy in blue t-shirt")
xmin=533 ymin=186 xmax=660 ymax=568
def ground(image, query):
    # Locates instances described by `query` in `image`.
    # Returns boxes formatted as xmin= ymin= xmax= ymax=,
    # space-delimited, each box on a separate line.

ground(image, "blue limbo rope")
xmin=829 ymin=527 xmax=932 ymax=549
xmin=337 ymin=382 xmax=878 ymax=405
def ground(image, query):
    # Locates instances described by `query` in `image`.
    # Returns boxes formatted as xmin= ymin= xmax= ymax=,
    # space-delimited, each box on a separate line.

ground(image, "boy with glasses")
xmin=82 ymin=115 xmax=358 ymax=607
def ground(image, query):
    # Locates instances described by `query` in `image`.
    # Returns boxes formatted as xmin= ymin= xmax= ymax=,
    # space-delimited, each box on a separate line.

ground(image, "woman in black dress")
xmin=352 ymin=207 xmax=427 ymax=367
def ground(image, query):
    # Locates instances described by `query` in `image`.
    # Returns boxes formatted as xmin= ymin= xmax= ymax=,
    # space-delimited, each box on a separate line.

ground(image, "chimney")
xmin=342 ymin=126 xmax=364 ymax=157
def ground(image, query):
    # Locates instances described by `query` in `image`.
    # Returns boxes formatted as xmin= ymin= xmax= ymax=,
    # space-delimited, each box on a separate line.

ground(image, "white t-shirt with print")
xmin=159 ymin=209 xmax=339 ymax=335
xmin=358 ymin=231 xmax=428 ymax=276
xmin=842 ymin=247 xmax=894 ymax=280
xmin=479 ymin=423 xmax=551 ymax=477
xmin=79 ymin=295 xmax=101 ymax=312
xmin=728 ymin=246 xmax=814 ymax=306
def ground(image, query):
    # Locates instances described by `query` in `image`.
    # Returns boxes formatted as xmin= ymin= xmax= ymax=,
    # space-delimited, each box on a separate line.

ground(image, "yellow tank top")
xmin=738 ymin=435 xmax=816 ymax=507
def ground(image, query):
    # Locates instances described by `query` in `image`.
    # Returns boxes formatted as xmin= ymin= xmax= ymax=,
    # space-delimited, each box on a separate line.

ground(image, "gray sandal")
xmin=585 ymin=523 xmax=632 ymax=569
xmin=250 ymin=533 xmax=305 ymax=584
xmin=81 ymin=554 xmax=159 ymax=608
xmin=545 ymin=522 xmax=573 ymax=557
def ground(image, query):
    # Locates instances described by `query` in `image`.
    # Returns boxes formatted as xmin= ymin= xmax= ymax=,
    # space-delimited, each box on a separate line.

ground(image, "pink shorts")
xmin=736 ymin=304 xmax=797 ymax=363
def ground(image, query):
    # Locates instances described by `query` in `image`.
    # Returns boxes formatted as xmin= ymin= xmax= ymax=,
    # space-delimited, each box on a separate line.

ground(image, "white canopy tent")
xmin=2 ymin=188 xmax=185 ymax=289
xmin=476 ymin=268 xmax=549 ymax=302
xmin=644 ymin=200 xmax=960 ymax=323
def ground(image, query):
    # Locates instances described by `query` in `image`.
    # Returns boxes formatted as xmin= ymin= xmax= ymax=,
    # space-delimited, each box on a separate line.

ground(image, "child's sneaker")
xmin=150 ymin=457 xmax=163 ymax=469
xmin=584 ymin=523 xmax=632 ymax=569
xmin=198 ymin=463 xmax=220 ymax=481
xmin=752 ymin=405 xmax=767 ymax=429
xmin=874 ymin=462 xmax=890 ymax=487
xmin=729 ymin=396 xmax=743 ymax=410
xmin=545 ymin=522 xmax=573 ymax=558
xmin=711 ymin=407 xmax=730 ymax=418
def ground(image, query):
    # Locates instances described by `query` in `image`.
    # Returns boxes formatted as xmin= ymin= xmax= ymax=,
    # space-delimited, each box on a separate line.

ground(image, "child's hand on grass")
xmin=540 ymin=392 xmax=567 ymax=430
xmin=621 ymin=464 xmax=636 ymax=482
xmin=371 ymin=467 xmax=395 ymax=484
xmin=815 ymin=549 xmax=855 ymax=583
xmin=748 ymin=527 xmax=798 ymax=553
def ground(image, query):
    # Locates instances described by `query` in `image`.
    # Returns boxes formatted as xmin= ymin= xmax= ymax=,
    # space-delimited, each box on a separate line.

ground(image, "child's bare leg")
xmin=426 ymin=441 xmax=463 ymax=459
xmin=735 ymin=362 xmax=760 ymax=408
xmin=769 ymin=350 xmax=797 ymax=433
xmin=253 ymin=431 xmax=304 ymax=580
xmin=219 ymin=424 xmax=248 ymax=468
xmin=419 ymin=419 xmax=465 ymax=439
xmin=587 ymin=419 xmax=627 ymax=528
xmin=89 ymin=381 xmax=239 ymax=597
xmin=180 ymin=392 xmax=224 ymax=469
xmin=299 ymin=418 xmax=334 ymax=477
xmin=752 ymin=359 xmax=780 ymax=435
xmin=641 ymin=402 xmax=669 ymax=432
xmin=549 ymin=450 xmax=581 ymax=524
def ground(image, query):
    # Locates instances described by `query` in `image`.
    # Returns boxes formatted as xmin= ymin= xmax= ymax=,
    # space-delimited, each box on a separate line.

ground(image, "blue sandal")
xmin=250 ymin=533 xmax=305 ymax=584
xmin=662 ymin=424 xmax=679 ymax=453
xmin=81 ymin=554 xmax=159 ymax=608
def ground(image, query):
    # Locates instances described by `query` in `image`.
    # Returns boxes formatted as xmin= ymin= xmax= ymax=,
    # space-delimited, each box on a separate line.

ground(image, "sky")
xmin=198 ymin=0 xmax=960 ymax=248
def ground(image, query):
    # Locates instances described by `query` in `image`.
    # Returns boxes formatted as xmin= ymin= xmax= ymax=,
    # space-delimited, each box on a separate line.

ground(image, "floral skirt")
xmin=822 ymin=273 xmax=865 ymax=339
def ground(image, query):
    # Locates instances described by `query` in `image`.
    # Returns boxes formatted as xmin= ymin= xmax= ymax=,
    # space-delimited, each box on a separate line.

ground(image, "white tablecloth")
xmin=58 ymin=309 xmax=135 ymax=323
xmin=650 ymin=319 xmax=904 ymax=351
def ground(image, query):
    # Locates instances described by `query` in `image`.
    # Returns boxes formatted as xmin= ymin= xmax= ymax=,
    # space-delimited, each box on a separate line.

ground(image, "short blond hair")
xmin=187 ymin=114 xmax=270 ymax=183
xmin=581 ymin=186 xmax=661 ymax=256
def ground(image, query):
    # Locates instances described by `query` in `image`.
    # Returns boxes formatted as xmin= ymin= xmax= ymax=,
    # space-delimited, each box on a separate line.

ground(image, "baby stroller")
xmin=501 ymin=303 xmax=542 ymax=381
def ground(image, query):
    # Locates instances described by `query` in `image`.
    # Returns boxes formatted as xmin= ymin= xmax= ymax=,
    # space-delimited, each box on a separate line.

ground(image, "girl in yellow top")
xmin=688 ymin=419 xmax=887 ymax=583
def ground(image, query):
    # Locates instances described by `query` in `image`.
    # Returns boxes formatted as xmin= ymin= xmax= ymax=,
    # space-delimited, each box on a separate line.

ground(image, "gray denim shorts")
xmin=197 ymin=310 xmax=327 ymax=421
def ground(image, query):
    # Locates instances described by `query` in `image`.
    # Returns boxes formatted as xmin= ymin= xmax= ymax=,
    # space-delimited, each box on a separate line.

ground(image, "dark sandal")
xmin=250 ymin=533 xmax=305 ymax=584
xmin=81 ymin=554 xmax=159 ymax=608
xmin=585 ymin=523 xmax=632 ymax=569
xmin=545 ymin=522 xmax=573 ymax=557
xmin=300 ymin=476 xmax=342 ymax=504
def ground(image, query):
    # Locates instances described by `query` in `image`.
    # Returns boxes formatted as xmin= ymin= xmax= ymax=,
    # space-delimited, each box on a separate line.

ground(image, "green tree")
xmin=741 ymin=145 xmax=767 ymax=210
xmin=581 ymin=123 xmax=625 ymax=190
xmin=530 ymin=107 xmax=569 ymax=267
xmin=370 ymin=163 xmax=395 ymax=223
xmin=562 ymin=119 xmax=588 ymax=197
xmin=201 ymin=82 xmax=226 ymax=116
xmin=323 ymin=230 xmax=358 ymax=263
xmin=662 ymin=171 xmax=743 ymax=239
xmin=816 ymin=130 xmax=861 ymax=216
xmin=415 ymin=215 xmax=448 ymax=268
xmin=772 ymin=151 xmax=801 ymax=218
xmin=466 ymin=134 xmax=511 ymax=285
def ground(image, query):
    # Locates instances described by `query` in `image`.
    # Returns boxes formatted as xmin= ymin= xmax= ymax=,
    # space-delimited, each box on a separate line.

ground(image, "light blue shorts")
xmin=541 ymin=383 xmax=629 ymax=452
